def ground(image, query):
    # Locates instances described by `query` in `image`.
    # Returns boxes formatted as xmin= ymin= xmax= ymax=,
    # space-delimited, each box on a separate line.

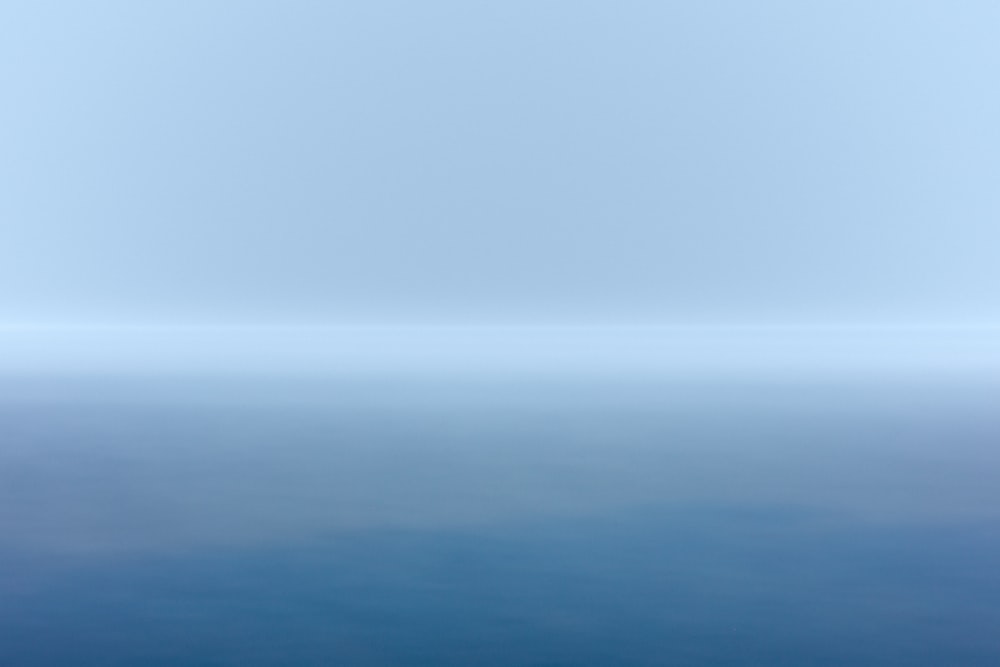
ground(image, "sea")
xmin=1 ymin=329 xmax=999 ymax=665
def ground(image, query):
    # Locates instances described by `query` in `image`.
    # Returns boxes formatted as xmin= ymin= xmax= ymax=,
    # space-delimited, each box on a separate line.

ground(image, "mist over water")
xmin=5 ymin=0 xmax=1000 ymax=661
xmin=2 ymin=328 xmax=999 ymax=665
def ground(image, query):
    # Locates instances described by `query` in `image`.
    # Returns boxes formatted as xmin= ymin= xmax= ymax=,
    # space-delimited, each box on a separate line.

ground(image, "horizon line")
xmin=2 ymin=322 xmax=1000 ymax=332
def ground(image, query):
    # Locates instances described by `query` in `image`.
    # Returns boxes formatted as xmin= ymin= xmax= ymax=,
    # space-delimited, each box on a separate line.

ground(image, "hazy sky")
xmin=3 ymin=1 xmax=999 ymax=325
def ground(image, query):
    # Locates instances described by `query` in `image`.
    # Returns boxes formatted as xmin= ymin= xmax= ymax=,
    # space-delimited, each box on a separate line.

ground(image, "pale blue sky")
xmin=3 ymin=1 xmax=998 ymax=325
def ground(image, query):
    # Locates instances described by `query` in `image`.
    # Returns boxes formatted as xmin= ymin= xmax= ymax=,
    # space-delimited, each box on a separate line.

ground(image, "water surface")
xmin=2 ymin=372 xmax=998 ymax=665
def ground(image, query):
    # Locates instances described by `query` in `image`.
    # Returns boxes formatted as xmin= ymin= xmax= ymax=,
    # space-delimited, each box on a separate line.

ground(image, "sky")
xmin=2 ymin=0 xmax=999 ymax=326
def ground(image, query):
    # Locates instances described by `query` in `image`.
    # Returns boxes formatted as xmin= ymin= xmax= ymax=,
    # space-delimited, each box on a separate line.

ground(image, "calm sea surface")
xmin=2 ymin=373 xmax=999 ymax=665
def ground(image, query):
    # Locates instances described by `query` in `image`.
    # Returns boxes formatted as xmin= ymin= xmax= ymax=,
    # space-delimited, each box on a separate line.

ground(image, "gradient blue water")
xmin=2 ymin=375 xmax=999 ymax=665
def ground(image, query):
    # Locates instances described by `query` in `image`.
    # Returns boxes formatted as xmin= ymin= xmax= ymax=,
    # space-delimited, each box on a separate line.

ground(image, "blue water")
xmin=2 ymin=375 xmax=999 ymax=665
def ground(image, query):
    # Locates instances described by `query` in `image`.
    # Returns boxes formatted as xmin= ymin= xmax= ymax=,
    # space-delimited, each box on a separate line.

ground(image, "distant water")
xmin=2 ymin=373 xmax=999 ymax=666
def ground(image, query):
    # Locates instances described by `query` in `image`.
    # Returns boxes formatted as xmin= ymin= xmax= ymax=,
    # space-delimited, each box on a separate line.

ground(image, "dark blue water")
xmin=2 ymin=375 xmax=999 ymax=665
